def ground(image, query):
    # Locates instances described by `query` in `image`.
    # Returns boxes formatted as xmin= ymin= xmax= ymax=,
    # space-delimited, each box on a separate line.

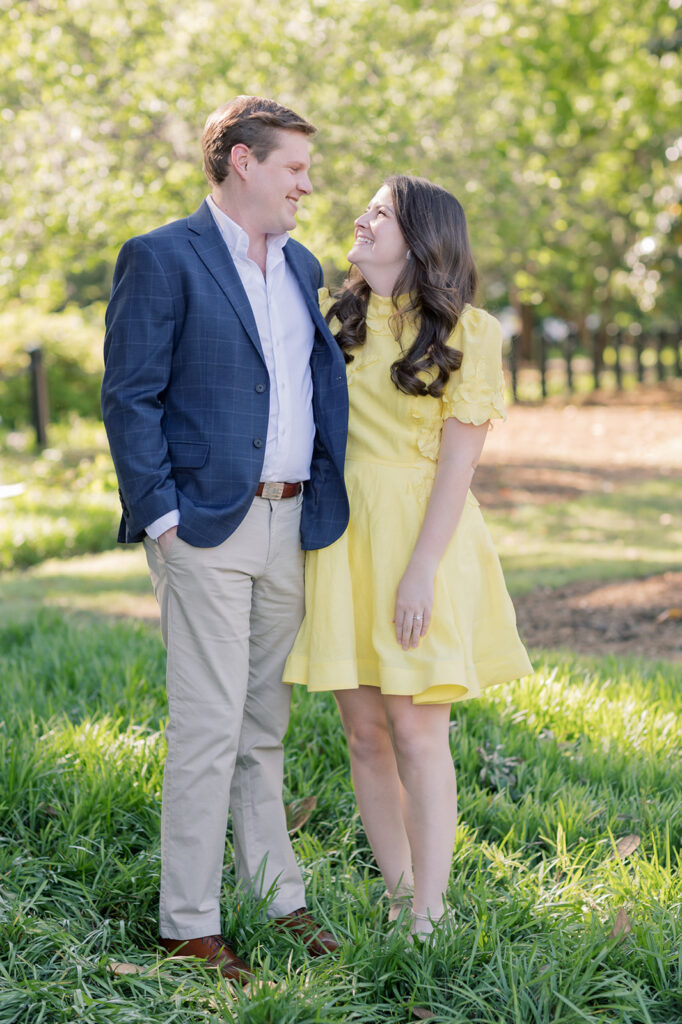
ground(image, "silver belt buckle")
xmin=260 ymin=481 xmax=285 ymax=500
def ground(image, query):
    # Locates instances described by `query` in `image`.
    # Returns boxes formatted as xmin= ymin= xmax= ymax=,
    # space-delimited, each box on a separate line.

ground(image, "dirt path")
xmin=477 ymin=384 xmax=682 ymax=662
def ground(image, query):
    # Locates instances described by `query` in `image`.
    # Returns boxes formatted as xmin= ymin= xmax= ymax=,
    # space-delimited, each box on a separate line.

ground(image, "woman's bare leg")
xmin=383 ymin=695 xmax=457 ymax=932
xmin=334 ymin=687 xmax=413 ymax=908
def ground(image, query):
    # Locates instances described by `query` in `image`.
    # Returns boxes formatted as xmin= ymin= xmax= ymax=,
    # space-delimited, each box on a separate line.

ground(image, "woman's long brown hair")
xmin=327 ymin=175 xmax=478 ymax=397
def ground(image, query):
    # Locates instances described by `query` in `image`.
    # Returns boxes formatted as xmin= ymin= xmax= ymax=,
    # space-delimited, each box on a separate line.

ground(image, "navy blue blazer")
xmin=102 ymin=200 xmax=349 ymax=551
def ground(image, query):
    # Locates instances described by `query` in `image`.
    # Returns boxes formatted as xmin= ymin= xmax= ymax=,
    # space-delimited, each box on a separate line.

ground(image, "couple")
xmin=101 ymin=95 xmax=531 ymax=982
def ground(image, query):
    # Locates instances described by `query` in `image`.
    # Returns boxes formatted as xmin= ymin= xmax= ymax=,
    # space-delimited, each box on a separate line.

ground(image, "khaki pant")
xmin=144 ymin=493 xmax=306 ymax=939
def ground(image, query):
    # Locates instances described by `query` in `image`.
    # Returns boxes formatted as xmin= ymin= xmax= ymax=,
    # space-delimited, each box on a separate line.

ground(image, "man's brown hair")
xmin=202 ymin=96 xmax=316 ymax=186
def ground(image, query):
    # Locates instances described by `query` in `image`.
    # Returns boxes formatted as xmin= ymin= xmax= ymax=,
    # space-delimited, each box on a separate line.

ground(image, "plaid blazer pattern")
xmin=102 ymin=200 xmax=349 ymax=550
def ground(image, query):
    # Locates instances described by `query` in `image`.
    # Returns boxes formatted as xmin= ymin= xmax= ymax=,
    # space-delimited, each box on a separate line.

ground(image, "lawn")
xmin=1 ymin=613 xmax=680 ymax=1022
xmin=1 ymin=418 xmax=681 ymax=1022
xmin=486 ymin=475 xmax=682 ymax=594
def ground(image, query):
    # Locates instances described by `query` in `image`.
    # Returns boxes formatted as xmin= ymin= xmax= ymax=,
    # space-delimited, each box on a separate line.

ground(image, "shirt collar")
xmin=207 ymin=195 xmax=289 ymax=262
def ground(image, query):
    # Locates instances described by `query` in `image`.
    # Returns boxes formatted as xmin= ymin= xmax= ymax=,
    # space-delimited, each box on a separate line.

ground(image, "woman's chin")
xmin=347 ymin=247 xmax=367 ymax=268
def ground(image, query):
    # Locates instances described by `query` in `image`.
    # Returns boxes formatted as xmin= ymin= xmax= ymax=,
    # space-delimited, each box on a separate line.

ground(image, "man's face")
xmin=247 ymin=129 xmax=313 ymax=235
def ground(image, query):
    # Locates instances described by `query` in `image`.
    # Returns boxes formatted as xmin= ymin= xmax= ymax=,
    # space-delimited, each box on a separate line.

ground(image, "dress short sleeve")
xmin=318 ymin=286 xmax=344 ymax=334
xmin=441 ymin=306 xmax=506 ymax=424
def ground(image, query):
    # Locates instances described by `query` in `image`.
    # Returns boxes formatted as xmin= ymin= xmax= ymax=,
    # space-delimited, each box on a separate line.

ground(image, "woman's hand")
xmin=393 ymin=560 xmax=436 ymax=650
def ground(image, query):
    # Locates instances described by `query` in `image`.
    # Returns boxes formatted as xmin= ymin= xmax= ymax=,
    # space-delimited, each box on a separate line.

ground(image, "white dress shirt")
xmin=146 ymin=198 xmax=316 ymax=539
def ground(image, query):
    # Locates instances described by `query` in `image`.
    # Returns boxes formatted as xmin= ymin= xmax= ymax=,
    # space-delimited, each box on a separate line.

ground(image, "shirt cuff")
xmin=145 ymin=509 xmax=180 ymax=539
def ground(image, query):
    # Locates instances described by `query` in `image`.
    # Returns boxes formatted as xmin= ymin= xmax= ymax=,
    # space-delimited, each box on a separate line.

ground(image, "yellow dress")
xmin=284 ymin=289 xmax=532 ymax=705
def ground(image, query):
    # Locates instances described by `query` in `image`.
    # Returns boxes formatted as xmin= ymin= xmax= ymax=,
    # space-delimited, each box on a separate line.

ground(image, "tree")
xmin=1 ymin=0 xmax=679 ymax=333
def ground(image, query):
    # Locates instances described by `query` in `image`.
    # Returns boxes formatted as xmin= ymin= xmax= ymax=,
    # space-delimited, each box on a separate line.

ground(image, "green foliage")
xmin=0 ymin=610 xmax=680 ymax=1022
xmin=1 ymin=0 xmax=680 ymax=327
xmin=0 ymin=304 xmax=104 ymax=428
xmin=0 ymin=419 xmax=119 ymax=570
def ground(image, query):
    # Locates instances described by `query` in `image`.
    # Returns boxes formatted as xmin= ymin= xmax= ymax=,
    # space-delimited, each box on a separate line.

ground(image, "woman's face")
xmin=347 ymin=184 xmax=409 ymax=285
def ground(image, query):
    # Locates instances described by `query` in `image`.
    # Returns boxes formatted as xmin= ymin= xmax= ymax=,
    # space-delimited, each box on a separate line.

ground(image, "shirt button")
xmin=255 ymin=383 xmax=266 ymax=393
xmin=253 ymin=438 xmax=263 ymax=448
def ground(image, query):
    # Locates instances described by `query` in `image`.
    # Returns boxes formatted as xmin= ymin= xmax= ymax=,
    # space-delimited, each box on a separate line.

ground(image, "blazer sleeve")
xmin=101 ymin=237 xmax=179 ymax=537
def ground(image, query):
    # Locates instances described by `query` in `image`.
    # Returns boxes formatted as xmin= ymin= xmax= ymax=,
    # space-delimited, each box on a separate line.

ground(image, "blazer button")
xmin=255 ymin=383 xmax=266 ymax=393
xmin=253 ymin=438 xmax=263 ymax=448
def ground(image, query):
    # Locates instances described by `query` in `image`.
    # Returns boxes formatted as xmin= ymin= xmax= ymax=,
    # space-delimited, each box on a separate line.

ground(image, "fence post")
xmin=538 ymin=327 xmax=547 ymax=399
xmin=565 ymin=330 xmax=576 ymax=394
xmin=614 ymin=330 xmax=623 ymax=390
xmin=509 ymin=334 xmax=519 ymax=402
xmin=656 ymin=330 xmax=667 ymax=382
xmin=27 ymin=345 xmax=49 ymax=448
xmin=635 ymin=335 xmax=645 ymax=383
xmin=591 ymin=329 xmax=602 ymax=391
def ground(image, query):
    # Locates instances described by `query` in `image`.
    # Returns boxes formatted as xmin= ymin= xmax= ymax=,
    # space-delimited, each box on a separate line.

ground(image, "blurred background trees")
xmin=1 ymin=0 xmax=680 ymax=359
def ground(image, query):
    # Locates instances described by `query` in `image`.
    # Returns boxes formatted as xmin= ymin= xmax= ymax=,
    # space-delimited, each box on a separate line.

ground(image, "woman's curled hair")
xmin=327 ymin=175 xmax=478 ymax=398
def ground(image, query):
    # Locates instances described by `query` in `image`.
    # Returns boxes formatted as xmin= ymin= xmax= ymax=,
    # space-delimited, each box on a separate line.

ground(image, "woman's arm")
xmin=393 ymin=417 xmax=489 ymax=650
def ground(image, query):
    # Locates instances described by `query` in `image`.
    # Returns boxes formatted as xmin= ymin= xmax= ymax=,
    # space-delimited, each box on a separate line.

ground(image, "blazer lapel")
xmin=186 ymin=201 xmax=264 ymax=359
xmin=284 ymin=243 xmax=337 ymax=348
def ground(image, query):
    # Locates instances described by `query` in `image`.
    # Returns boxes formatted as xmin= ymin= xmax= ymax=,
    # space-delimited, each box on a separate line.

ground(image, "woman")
xmin=284 ymin=175 xmax=532 ymax=938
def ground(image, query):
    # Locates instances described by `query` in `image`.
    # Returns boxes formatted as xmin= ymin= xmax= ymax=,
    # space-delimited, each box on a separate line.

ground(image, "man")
xmin=101 ymin=96 xmax=349 ymax=982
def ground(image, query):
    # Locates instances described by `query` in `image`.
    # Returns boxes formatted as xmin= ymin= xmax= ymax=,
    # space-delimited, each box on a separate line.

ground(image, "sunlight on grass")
xmin=487 ymin=477 xmax=682 ymax=592
xmin=0 ymin=612 xmax=680 ymax=1022
xmin=0 ymin=547 xmax=157 ymax=622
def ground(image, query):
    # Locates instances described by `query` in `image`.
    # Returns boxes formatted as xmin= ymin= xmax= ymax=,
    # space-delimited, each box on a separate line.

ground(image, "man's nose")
xmin=298 ymin=172 xmax=313 ymax=195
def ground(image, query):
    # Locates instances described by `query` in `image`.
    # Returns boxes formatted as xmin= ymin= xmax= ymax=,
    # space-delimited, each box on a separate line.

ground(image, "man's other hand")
xmin=158 ymin=526 xmax=178 ymax=558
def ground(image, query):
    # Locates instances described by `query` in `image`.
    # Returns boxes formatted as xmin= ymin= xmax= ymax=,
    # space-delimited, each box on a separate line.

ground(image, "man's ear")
xmin=230 ymin=143 xmax=251 ymax=181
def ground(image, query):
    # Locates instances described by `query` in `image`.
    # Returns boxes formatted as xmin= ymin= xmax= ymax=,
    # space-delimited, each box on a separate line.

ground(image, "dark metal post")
xmin=27 ymin=345 xmax=49 ymax=448
xmin=635 ymin=335 xmax=645 ymax=383
xmin=509 ymin=334 xmax=519 ymax=402
xmin=591 ymin=329 xmax=602 ymax=391
xmin=565 ymin=330 xmax=575 ymax=394
xmin=614 ymin=330 xmax=623 ymax=390
xmin=656 ymin=330 xmax=666 ymax=382
xmin=538 ymin=327 xmax=547 ymax=399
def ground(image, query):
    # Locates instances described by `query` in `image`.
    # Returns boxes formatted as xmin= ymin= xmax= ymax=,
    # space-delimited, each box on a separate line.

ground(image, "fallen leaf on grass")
xmin=286 ymin=795 xmax=317 ymax=833
xmin=38 ymin=803 xmax=59 ymax=818
xmin=656 ymin=607 xmax=682 ymax=623
xmin=413 ymin=1009 xmax=435 ymax=1021
xmin=614 ymin=834 xmax=641 ymax=860
xmin=108 ymin=962 xmax=146 ymax=976
xmin=609 ymin=908 xmax=633 ymax=938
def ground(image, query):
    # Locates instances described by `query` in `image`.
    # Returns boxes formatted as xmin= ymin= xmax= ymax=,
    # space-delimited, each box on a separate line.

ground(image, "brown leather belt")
xmin=255 ymin=481 xmax=303 ymax=499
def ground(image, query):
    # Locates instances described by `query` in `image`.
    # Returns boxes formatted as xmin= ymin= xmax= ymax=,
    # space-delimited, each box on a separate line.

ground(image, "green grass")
xmin=3 ymin=416 xmax=681 ymax=594
xmin=485 ymin=476 xmax=682 ymax=593
xmin=0 ymin=419 xmax=120 ymax=571
xmin=0 ymin=610 xmax=680 ymax=1023
xmin=1 ymin=413 xmax=681 ymax=1020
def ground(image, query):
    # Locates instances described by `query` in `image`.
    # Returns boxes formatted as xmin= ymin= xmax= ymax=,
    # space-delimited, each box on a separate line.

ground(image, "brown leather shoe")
xmin=159 ymin=934 xmax=254 ymax=983
xmin=273 ymin=908 xmax=339 ymax=956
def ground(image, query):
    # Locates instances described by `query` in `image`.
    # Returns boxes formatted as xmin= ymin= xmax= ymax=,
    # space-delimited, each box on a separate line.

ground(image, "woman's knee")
xmin=388 ymin=708 xmax=450 ymax=766
xmin=340 ymin=709 xmax=392 ymax=762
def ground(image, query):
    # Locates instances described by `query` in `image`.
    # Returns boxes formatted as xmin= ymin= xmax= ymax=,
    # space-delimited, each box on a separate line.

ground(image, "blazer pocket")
xmin=168 ymin=440 xmax=210 ymax=469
